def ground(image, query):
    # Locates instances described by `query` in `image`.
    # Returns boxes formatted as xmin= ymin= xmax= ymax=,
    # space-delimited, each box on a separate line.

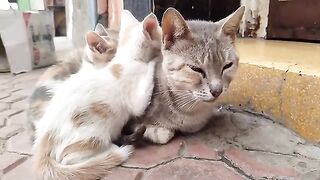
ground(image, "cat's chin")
xmin=202 ymin=98 xmax=217 ymax=103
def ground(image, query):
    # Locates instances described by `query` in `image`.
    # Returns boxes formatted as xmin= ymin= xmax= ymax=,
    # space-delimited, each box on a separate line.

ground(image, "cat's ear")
xmin=142 ymin=13 xmax=160 ymax=40
xmin=162 ymin=8 xmax=192 ymax=49
xmin=121 ymin=10 xmax=139 ymax=29
xmin=94 ymin=23 xmax=108 ymax=36
xmin=86 ymin=31 xmax=109 ymax=54
xmin=219 ymin=6 xmax=245 ymax=40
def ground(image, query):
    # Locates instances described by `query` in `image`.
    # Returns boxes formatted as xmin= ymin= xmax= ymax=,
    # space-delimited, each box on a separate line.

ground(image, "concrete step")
xmin=218 ymin=38 xmax=320 ymax=143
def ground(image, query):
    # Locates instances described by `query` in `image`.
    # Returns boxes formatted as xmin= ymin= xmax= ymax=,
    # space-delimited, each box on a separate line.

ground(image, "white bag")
xmin=0 ymin=10 xmax=56 ymax=74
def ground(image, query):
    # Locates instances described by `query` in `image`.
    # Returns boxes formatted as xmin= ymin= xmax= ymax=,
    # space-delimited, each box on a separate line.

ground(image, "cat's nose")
xmin=209 ymin=83 xmax=223 ymax=98
xmin=209 ymin=87 xmax=223 ymax=98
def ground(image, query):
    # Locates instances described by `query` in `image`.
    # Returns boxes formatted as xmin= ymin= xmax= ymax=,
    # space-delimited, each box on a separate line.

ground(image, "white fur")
xmin=33 ymin=10 xmax=161 ymax=180
xmin=240 ymin=0 xmax=270 ymax=38
xmin=144 ymin=126 xmax=175 ymax=144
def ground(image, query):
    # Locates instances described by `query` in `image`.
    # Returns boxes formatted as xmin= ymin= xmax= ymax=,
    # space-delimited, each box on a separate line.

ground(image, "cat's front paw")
xmin=144 ymin=126 xmax=174 ymax=144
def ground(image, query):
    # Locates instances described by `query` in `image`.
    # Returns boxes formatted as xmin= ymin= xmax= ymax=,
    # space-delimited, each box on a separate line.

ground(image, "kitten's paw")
xmin=117 ymin=145 xmax=134 ymax=160
xmin=144 ymin=126 xmax=174 ymax=144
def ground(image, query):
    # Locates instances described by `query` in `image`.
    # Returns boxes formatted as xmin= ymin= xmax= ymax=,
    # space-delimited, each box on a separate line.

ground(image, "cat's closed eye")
xmin=222 ymin=62 xmax=233 ymax=73
xmin=187 ymin=64 xmax=206 ymax=78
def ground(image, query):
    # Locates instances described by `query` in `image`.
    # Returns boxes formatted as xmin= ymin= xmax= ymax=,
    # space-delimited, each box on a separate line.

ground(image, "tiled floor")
xmin=0 ymin=68 xmax=320 ymax=180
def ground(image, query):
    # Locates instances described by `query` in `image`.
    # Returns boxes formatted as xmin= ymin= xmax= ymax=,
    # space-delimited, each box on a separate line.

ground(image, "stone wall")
xmin=67 ymin=0 xmax=96 ymax=48
xmin=240 ymin=0 xmax=270 ymax=38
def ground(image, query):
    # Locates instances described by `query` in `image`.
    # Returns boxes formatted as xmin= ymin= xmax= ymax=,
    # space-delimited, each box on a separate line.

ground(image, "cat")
xmin=32 ymin=11 xmax=161 ymax=180
xmin=129 ymin=7 xmax=245 ymax=144
xmin=28 ymin=23 xmax=118 ymax=133
xmin=28 ymin=2 xmax=123 ymax=127
xmin=29 ymin=1 xmax=147 ymax=146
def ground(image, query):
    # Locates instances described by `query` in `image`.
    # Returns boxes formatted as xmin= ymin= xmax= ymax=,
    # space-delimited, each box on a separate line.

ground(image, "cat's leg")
xmin=130 ymin=61 xmax=156 ymax=116
xmin=143 ymin=125 xmax=175 ymax=144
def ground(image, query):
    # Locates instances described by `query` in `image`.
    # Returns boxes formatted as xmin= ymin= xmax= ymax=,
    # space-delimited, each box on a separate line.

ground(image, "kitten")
xmin=132 ymin=7 xmax=245 ymax=144
xmin=29 ymin=4 xmax=122 ymax=124
xmin=32 ymin=11 xmax=161 ymax=180
xmin=28 ymin=23 xmax=117 ymax=132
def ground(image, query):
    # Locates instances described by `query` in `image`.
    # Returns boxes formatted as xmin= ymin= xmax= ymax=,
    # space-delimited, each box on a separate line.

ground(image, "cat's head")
xmin=161 ymin=7 xmax=245 ymax=108
xmin=85 ymin=24 xmax=118 ymax=67
xmin=117 ymin=10 xmax=161 ymax=62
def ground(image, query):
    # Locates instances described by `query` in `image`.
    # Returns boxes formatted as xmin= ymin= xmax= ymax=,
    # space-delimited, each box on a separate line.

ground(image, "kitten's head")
xmin=117 ymin=10 xmax=161 ymax=62
xmin=161 ymin=7 xmax=245 ymax=108
xmin=85 ymin=24 xmax=118 ymax=67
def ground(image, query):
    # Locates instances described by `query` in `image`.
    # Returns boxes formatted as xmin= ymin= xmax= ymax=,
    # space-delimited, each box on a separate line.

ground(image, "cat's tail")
xmin=33 ymin=133 xmax=133 ymax=180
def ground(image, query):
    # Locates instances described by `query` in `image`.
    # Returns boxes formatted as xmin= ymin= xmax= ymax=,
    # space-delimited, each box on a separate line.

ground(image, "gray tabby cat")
xmin=134 ymin=7 xmax=245 ymax=144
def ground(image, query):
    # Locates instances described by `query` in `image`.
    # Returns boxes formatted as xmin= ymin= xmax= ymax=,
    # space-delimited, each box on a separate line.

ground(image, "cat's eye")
xmin=222 ymin=62 xmax=233 ymax=72
xmin=187 ymin=64 xmax=206 ymax=78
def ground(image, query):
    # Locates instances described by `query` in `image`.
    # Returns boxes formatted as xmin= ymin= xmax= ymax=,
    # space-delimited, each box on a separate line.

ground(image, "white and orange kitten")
xmin=33 ymin=11 xmax=161 ymax=180
xmin=28 ymin=23 xmax=118 ymax=132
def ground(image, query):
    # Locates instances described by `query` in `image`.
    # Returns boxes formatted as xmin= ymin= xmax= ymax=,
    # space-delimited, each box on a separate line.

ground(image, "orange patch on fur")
xmin=60 ymin=137 xmax=103 ymax=161
xmin=110 ymin=64 xmax=123 ymax=79
xmin=33 ymin=132 xmax=55 ymax=171
xmin=29 ymin=100 xmax=48 ymax=122
xmin=90 ymin=103 xmax=111 ymax=119
xmin=38 ymin=62 xmax=78 ymax=83
xmin=72 ymin=111 xmax=88 ymax=127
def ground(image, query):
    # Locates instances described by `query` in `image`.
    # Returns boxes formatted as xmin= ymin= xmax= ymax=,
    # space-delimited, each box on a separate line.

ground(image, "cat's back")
xmin=55 ymin=68 xmax=113 ymax=99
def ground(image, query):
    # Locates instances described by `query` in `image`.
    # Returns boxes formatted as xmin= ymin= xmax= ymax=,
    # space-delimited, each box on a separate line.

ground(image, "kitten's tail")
xmin=33 ymin=133 xmax=133 ymax=180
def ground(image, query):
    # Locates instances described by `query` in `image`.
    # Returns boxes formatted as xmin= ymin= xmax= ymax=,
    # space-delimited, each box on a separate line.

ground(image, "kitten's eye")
xmin=222 ymin=62 xmax=233 ymax=72
xmin=187 ymin=64 xmax=206 ymax=78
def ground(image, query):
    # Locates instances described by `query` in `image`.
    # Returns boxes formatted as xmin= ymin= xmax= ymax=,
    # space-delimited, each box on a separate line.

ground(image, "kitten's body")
xmin=134 ymin=7 xmax=245 ymax=144
xmin=28 ymin=24 xmax=118 ymax=132
xmin=33 ymin=11 xmax=161 ymax=180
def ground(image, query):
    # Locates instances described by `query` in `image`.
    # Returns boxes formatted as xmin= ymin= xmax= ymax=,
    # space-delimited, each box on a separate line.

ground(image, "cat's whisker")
xmin=186 ymin=99 xmax=196 ymax=111
xmin=163 ymin=92 xmax=192 ymax=105
xmin=174 ymin=95 xmax=191 ymax=106
xmin=172 ymin=93 xmax=192 ymax=100
xmin=178 ymin=98 xmax=197 ymax=110
xmin=174 ymin=92 xmax=192 ymax=100
xmin=174 ymin=97 xmax=192 ymax=107
xmin=188 ymin=99 xmax=200 ymax=112
xmin=172 ymin=96 xmax=191 ymax=104
xmin=187 ymin=98 xmax=198 ymax=111
xmin=153 ymin=89 xmax=189 ymax=95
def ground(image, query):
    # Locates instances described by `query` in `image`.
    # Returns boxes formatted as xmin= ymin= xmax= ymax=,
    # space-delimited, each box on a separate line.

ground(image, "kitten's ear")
xmin=86 ymin=31 xmax=108 ymax=54
xmin=121 ymin=10 xmax=139 ymax=29
xmin=94 ymin=23 xmax=108 ymax=36
xmin=219 ymin=6 xmax=245 ymax=40
xmin=162 ymin=8 xmax=192 ymax=49
xmin=142 ymin=13 xmax=160 ymax=40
